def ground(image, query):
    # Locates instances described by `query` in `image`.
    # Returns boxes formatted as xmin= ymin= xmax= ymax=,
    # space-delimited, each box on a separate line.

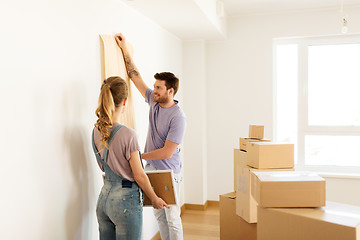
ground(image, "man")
xmin=115 ymin=33 xmax=186 ymax=240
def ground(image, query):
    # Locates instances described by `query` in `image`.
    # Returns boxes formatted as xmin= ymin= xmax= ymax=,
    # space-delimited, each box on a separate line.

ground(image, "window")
xmin=274 ymin=35 xmax=360 ymax=172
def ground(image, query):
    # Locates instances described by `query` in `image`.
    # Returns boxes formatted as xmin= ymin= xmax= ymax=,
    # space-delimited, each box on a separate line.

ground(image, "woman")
xmin=91 ymin=76 xmax=168 ymax=240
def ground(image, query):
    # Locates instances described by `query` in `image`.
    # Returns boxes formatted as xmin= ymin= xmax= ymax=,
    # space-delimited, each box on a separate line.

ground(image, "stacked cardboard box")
xmin=239 ymin=125 xmax=270 ymax=152
xmin=234 ymin=125 xmax=327 ymax=239
xmin=234 ymin=149 xmax=294 ymax=223
xmin=234 ymin=149 xmax=258 ymax=224
xmin=225 ymin=125 xmax=334 ymax=240
xmin=225 ymin=124 xmax=359 ymax=239
xmin=234 ymin=125 xmax=296 ymax=225
xmin=247 ymin=142 xmax=294 ymax=169
xmin=235 ymin=125 xmax=271 ymax=191
xmin=240 ymin=126 xmax=334 ymax=240
xmin=248 ymin=125 xmax=264 ymax=139
xmin=243 ymin=125 xmax=326 ymax=208
xmin=251 ymin=171 xmax=325 ymax=208
xmin=219 ymin=125 xmax=269 ymax=239
xmin=219 ymin=192 xmax=257 ymax=240
xmin=258 ymin=201 xmax=360 ymax=240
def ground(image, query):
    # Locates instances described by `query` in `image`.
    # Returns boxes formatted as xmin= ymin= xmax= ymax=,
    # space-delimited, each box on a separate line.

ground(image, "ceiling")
xmin=223 ymin=0 xmax=360 ymax=16
xmin=121 ymin=0 xmax=360 ymax=40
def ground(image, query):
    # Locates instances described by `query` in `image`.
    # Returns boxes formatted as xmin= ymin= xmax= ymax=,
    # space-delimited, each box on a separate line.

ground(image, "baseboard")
xmin=207 ymin=200 xmax=219 ymax=207
xmin=181 ymin=204 xmax=186 ymax=215
xmin=185 ymin=201 xmax=208 ymax=211
xmin=184 ymin=200 xmax=219 ymax=211
xmin=151 ymin=231 xmax=161 ymax=240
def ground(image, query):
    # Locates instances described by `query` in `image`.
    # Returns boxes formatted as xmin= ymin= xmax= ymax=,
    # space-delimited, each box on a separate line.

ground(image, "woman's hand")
xmin=152 ymin=197 xmax=169 ymax=209
xmin=129 ymin=151 xmax=169 ymax=210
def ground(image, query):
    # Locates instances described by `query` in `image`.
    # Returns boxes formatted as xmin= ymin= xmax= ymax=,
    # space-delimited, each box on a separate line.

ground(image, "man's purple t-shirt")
xmin=144 ymin=88 xmax=186 ymax=174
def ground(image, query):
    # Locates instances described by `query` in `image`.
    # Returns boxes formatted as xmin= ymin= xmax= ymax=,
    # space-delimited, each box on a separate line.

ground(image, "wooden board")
xmin=143 ymin=170 xmax=177 ymax=206
xmin=99 ymin=34 xmax=136 ymax=129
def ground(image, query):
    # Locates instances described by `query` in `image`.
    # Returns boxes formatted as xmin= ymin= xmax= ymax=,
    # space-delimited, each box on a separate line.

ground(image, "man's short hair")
xmin=154 ymin=72 xmax=179 ymax=96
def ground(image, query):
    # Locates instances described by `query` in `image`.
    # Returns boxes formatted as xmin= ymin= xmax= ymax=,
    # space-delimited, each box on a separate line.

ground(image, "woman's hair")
xmin=95 ymin=76 xmax=128 ymax=150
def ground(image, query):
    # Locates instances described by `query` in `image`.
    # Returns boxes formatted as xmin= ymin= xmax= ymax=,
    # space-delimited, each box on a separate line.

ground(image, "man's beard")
xmin=154 ymin=95 xmax=168 ymax=103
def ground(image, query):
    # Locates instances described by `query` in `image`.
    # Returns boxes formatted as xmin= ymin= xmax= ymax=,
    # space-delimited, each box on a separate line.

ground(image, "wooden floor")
xmin=182 ymin=202 xmax=220 ymax=240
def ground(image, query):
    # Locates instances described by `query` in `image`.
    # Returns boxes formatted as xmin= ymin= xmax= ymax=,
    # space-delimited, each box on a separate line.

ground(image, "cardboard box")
xmin=234 ymin=149 xmax=294 ymax=223
xmin=239 ymin=137 xmax=271 ymax=151
xmin=251 ymin=171 xmax=326 ymax=207
xmin=248 ymin=124 xmax=264 ymax=139
xmin=258 ymin=201 xmax=360 ymax=240
xmin=234 ymin=149 xmax=259 ymax=223
xmin=247 ymin=142 xmax=294 ymax=169
xmin=220 ymin=192 xmax=257 ymax=240
xmin=234 ymin=149 xmax=248 ymax=192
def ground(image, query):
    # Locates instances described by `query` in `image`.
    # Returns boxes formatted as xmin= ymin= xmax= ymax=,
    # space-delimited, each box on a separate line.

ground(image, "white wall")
xmin=0 ymin=0 xmax=182 ymax=239
xmin=323 ymin=176 xmax=360 ymax=206
xmin=202 ymin=6 xmax=360 ymax=201
xmin=182 ymin=40 xmax=208 ymax=205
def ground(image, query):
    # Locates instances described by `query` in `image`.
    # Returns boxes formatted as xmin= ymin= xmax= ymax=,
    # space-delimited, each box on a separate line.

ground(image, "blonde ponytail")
xmin=95 ymin=76 xmax=128 ymax=151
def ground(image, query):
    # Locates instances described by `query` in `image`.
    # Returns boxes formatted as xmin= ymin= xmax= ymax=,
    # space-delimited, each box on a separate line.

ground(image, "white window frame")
xmin=274 ymin=34 xmax=360 ymax=174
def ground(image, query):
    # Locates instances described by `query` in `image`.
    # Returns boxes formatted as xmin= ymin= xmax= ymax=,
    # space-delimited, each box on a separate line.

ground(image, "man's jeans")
xmin=145 ymin=164 xmax=183 ymax=240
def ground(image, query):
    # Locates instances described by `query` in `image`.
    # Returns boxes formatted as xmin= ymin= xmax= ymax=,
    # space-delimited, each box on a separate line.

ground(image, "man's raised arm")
xmin=115 ymin=33 xmax=148 ymax=98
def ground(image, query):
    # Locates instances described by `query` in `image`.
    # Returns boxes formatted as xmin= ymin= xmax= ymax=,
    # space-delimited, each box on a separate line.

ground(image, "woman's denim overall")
xmin=92 ymin=125 xmax=143 ymax=240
